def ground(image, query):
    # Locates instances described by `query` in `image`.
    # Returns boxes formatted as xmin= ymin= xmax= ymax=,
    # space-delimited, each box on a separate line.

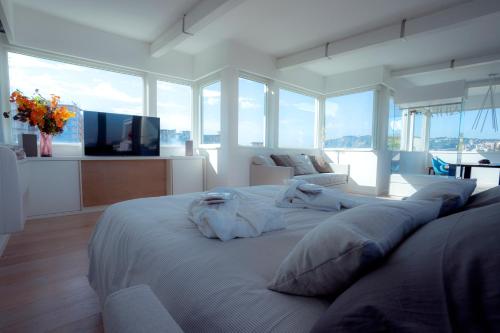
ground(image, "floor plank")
xmin=0 ymin=212 xmax=104 ymax=333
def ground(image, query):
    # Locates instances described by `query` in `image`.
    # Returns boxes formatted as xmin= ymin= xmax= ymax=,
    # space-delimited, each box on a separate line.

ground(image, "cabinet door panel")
xmin=27 ymin=161 xmax=81 ymax=216
xmin=172 ymin=159 xmax=203 ymax=194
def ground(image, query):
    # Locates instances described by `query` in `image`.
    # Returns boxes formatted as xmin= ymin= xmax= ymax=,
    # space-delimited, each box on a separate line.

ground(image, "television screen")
xmin=83 ymin=111 xmax=160 ymax=156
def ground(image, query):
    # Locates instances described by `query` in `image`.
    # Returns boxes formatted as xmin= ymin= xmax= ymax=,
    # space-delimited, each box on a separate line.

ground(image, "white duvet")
xmin=88 ymin=185 xmax=382 ymax=333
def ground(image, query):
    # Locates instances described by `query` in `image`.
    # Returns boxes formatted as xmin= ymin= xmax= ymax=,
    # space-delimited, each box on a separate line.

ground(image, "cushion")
xmin=268 ymin=199 xmax=442 ymax=297
xmin=270 ymin=154 xmax=304 ymax=176
xmin=407 ymin=179 xmax=477 ymax=217
xmin=290 ymin=154 xmax=317 ymax=175
xmin=294 ymin=173 xmax=347 ymax=186
xmin=311 ymin=202 xmax=500 ymax=333
xmin=309 ymin=155 xmax=333 ymax=173
xmin=251 ymin=155 xmax=276 ymax=166
xmin=464 ymin=185 xmax=500 ymax=210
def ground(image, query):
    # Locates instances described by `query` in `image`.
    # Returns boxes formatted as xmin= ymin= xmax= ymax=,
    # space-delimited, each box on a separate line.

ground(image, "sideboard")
xmin=21 ymin=156 xmax=205 ymax=218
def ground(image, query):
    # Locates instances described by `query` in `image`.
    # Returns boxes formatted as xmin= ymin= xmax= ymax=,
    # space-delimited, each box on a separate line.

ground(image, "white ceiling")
xmin=13 ymin=0 xmax=200 ymax=42
xmin=10 ymin=0 xmax=500 ymax=83
xmin=175 ymin=0 xmax=466 ymax=56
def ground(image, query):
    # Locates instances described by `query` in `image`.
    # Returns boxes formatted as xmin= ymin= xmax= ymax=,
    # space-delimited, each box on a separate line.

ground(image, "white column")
xmin=375 ymin=86 xmax=391 ymax=196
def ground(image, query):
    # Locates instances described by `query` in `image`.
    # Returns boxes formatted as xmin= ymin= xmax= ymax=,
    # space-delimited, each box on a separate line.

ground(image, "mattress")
xmin=88 ymin=185 xmax=381 ymax=333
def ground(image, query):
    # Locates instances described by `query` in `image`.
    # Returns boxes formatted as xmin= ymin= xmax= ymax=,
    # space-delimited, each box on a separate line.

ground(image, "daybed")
xmin=250 ymin=154 xmax=349 ymax=187
xmin=89 ymin=182 xmax=500 ymax=333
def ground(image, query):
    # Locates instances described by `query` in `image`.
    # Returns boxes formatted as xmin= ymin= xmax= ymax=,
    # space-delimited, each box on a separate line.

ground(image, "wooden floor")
xmin=0 ymin=212 xmax=104 ymax=333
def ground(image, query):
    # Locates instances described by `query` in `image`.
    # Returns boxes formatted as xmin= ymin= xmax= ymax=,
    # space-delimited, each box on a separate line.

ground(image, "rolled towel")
xmin=275 ymin=180 xmax=377 ymax=211
xmin=189 ymin=188 xmax=286 ymax=241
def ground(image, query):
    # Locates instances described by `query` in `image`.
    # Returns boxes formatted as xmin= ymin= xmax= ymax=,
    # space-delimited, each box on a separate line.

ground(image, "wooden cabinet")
xmin=24 ymin=157 xmax=204 ymax=217
xmin=81 ymin=157 xmax=204 ymax=208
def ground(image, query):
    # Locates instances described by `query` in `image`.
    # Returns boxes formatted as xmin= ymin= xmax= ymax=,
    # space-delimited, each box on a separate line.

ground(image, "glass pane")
xmin=157 ymin=81 xmax=192 ymax=146
xmin=429 ymin=111 xmax=461 ymax=151
xmin=460 ymin=109 xmax=500 ymax=152
xmin=238 ymin=78 xmax=266 ymax=147
xmin=7 ymin=52 xmax=143 ymax=143
xmin=278 ymin=89 xmax=316 ymax=148
xmin=388 ymin=97 xmax=402 ymax=150
xmin=411 ymin=111 xmax=426 ymax=151
xmin=201 ymin=81 xmax=221 ymax=145
xmin=324 ymin=90 xmax=373 ymax=149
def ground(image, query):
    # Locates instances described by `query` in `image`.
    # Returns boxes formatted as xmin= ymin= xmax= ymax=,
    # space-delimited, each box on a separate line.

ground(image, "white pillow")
xmin=407 ymin=179 xmax=477 ymax=216
xmin=268 ymin=199 xmax=442 ymax=297
xmin=290 ymin=155 xmax=317 ymax=175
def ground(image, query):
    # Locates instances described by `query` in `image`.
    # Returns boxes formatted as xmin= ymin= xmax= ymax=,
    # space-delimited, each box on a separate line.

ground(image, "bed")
xmin=88 ymin=185 xmax=382 ymax=332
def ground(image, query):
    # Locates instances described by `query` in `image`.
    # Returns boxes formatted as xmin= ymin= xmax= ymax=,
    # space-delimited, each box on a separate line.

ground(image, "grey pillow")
xmin=407 ymin=179 xmax=477 ymax=217
xmin=290 ymin=154 xmax=317 ymax=175
xmin=270 ymin=154 xmax=306 ymax=176
xmin=268 ymin=199 xmax=442 ymax=297
xmin=464 ymin=186 xmax=500 ymax=210
xmin=309 ymin=155 xmax=333 ymax=173
xmin=311 ymin=202 xmax=500 ymax=333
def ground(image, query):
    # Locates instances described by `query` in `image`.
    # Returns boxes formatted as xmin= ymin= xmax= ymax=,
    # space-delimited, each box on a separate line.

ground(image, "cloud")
xmin=239 ymin=97 xmax=261 ymax=109
xmin=325 ymin=102 xmax=338 ymax=118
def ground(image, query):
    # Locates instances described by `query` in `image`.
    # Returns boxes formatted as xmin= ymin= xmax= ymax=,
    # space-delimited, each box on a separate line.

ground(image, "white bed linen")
xmin=88 ymin=185 xmax=382 ymax=333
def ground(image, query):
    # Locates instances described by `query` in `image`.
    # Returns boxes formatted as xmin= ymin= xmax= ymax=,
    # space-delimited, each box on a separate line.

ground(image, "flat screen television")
xmin=83 ymin=111 xmax=160 ymax=156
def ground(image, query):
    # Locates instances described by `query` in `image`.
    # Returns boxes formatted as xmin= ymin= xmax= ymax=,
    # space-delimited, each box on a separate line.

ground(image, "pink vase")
xmin=40 ymin=132 xmax=53 ymax=157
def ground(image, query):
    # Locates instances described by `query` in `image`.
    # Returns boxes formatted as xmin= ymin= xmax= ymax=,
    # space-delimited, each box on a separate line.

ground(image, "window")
xmin=7 ymin=52 xmax=144 ymax=143
xmin=428 ymin=104 xmax=462 ymax=151
xmin=387 ymin=97 xmax=402 ymax=150
xmin=278 ymin=88 xmax=317 ymax=148
xmin=200 ymin=81 xmax=221 ymax=145
xmin=324 ymin=90 xmax=374 ymax=149
xmin=156 ymin=81 xmax=192 ymax=146
xmin=460 ymin=109 xmax=500 ymax=152
xmin=238 ymin=77 xmax=266 ymax=147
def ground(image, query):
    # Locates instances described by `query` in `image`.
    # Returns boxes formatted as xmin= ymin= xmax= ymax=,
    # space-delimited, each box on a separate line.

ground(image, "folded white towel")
xmin=189 ymin=188 xmax=286 ymax=241
xmin=275 ymin=180 xmax=371 ymax=211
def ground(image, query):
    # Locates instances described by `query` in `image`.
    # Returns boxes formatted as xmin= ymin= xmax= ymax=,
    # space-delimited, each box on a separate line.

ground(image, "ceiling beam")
xmin=276 ymin=0 xmax=500 ymax=70
xmin=151 ymin=0 xmax=246 ymax=58
xmin=392 ymin=52 xmax=500 ymax=78
xmin=0 ymin=0 xmax=15 ymax=43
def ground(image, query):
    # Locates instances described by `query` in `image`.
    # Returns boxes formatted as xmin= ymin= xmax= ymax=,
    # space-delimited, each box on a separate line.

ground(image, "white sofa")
xmin=250 ymin=155 xmax=350 ymax=187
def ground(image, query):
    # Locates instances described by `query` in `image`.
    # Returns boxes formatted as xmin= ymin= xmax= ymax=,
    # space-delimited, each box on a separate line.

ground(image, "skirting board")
xmin=0 ymin=234 xmax=10 ymax=257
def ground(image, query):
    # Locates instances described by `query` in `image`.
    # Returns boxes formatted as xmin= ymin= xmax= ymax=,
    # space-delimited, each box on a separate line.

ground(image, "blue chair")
xmin=432 ymin=157 xmax=449 ymax=176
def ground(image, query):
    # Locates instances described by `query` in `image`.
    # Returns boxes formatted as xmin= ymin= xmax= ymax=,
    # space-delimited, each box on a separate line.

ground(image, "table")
xmin=448 ymin=163 xmax=500 ymax=185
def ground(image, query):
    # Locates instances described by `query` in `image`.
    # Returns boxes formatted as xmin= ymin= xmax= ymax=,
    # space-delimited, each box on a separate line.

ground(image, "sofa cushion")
xmin=290 ymin=155 xmax=317 ymax=175
xmin=407 ymin=179 xmax=477 ymax=217
xmin=294 ymin=173 xmax=347 ymax=186
xmin=251 ymin=155 xmax=276 ymax=166
xmin=311 ymin=202 xmax=500 ymax=333
xmin=309 ymin=155 xmax=333 ymax=173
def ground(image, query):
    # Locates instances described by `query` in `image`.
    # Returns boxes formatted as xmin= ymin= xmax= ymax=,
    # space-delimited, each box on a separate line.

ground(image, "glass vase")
xmin=40 ymin=132 xmax=53 ymax=157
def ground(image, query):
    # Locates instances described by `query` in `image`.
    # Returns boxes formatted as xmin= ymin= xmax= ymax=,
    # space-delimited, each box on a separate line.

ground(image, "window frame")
xmin=155 ymin=78 xmax=194 ymax=147
xmin=237 ymin=72 xmax=270 ymax=148
xmin=323 ymin=87 xmax=378 ymax=151
xmin=277 ymin=84 xmax=320 ymax=150
xmin=198 ymin=77 xmax=222 ymax=148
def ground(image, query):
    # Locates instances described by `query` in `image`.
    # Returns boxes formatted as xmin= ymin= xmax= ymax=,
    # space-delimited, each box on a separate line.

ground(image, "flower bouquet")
xmin=3 ymin=90 xmax=76 ymax=157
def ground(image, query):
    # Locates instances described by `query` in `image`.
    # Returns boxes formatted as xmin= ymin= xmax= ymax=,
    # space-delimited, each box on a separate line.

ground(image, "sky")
xmin=238 ymin=78 xmax=266 ymax=146
xmin=278 ymin=89 xmax=316 ymax=148
xmin=325 ymin=90 xmax=373 ymax=140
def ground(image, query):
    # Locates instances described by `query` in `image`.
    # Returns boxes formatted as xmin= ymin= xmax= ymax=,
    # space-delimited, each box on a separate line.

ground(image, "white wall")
xmin=194 ymin=41 xmax=324 ymax=93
